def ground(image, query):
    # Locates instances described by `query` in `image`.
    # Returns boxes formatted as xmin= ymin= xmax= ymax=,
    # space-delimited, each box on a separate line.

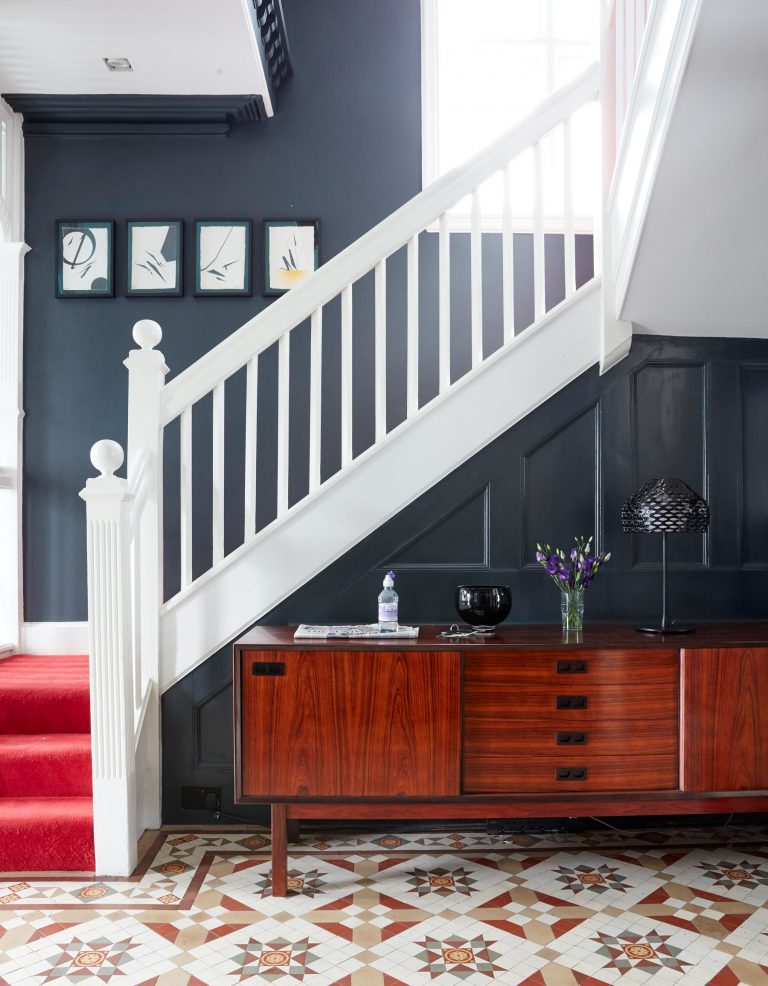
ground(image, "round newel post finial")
xmin=132 ymin=319 xmax=162 ymax=351
xmin=90 ymin=440 xmax=125 ymax=477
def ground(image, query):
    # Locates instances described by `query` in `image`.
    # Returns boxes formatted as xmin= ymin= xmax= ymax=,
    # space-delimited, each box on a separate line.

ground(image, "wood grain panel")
xmin=240 ymin=649 xmax=461 ymax=798
xmin=741 ymin=367 xmax=768 ymax=566
xmin=633 ymin=363 xmax=706 ymax=566
xmin=464 ymin=717 xmax=678 ymax=758
xmin=464 ymin=650 xmax=678 ymax=689
xmin=521 ymin=405 xmax=598 ymax=567
xmin=464 ymin=755 xmax=679 ymax=793
xmin=681 ymin=647 xmax=768 ymax=792
xmin=463 ymin=681 xmax=678 ymax=721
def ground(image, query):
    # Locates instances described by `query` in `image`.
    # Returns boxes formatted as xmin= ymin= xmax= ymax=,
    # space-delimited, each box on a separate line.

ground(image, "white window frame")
xmin=420 ymin=0 xmax=597 ymax=233
xmin=0 ymin=97 xmax=23 ymax=243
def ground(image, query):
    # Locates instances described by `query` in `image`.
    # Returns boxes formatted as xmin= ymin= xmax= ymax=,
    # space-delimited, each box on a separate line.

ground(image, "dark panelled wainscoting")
xmin=162 ymin=334 xmax=768 ymax=823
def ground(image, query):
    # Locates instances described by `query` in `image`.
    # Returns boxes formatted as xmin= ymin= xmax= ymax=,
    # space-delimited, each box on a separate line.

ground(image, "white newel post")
xmin=80 ymin=440 xmax=137 ymax=877
xmin=598 ymin=0 xmax=633 ymax=374
xmin=124 ymin=320 xmax=168 ymax=833
xmin=0 ymin=241 xmax=29 ymax=651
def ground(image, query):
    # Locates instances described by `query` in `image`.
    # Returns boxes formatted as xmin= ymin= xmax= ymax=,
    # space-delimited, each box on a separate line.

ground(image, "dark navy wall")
xmin=163 ymin=334 xmax=768 ymax=824
xmin=22 ymin=0 xmax=425 ymax=620
xmin=22 ymin=0 xmax=590 ymax=618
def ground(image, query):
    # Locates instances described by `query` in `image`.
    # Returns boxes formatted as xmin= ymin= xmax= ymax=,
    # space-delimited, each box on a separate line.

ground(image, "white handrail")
xmin=161 ymin=62 xmax=599 ymax=424
xmin=128 ymin=449 xmax=151 ymax=532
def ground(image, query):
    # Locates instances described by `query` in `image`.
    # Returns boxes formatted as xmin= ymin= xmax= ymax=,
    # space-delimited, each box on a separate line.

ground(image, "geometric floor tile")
xmin=0 ymin=822 xmax=766 ymax=985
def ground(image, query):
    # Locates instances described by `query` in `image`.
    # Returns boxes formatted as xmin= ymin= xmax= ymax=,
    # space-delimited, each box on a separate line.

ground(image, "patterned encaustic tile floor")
xmin=1 ymin=822 xmax=767 ymax=985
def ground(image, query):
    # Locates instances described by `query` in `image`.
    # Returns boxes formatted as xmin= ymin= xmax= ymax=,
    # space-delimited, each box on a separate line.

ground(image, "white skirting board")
xmin=21 ymin=622 xmax=89 ymax=654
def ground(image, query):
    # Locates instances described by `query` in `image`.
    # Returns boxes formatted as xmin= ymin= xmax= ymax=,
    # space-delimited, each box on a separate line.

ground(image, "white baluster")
xmin=180 ymin=406 xmax=192 ymax=589
xmin=533 ymin=141 xmax=545 ymax=321
xmin=625 ymin=0 xmax=636 ymax=97
xmin=615 ymin=0 xmax=626 ymax=138
xmin=375 ymin=259 xmax=387 ymax=442
xmin=341 ymin=285 xmax=353 ymax=467
xmin=635 ymin=0 xmax=646 ymax=66
xmin=123 ymin=320 xmax=167 ymax=834
xmin=406 ymin=234 xmax=419 ymax=417
xmin=563 ymin=118 xmax=576 ymax=299
xmin=470 ymin=189 xmax=483 ymax=367
xmin=244 ymin=356 xmax=258 ymax=539
xmin=79 ymin=440 xmax=137 ymax=877
xmin=438 ymin=212 xmax=451 ymax=391
xmin=502 ymin=163 xmax=515 ymax=343
xmin=212 ymin=381 xmax=225 ymax=565
xmin=309 ymin=309 xmax=323 ymax=493
xmin=277 ymin=332 xmax=290 ymax=515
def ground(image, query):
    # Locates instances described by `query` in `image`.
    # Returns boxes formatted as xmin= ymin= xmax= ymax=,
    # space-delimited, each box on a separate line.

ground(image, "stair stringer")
xmin=159 ymin=279 xmax=602 ymax=690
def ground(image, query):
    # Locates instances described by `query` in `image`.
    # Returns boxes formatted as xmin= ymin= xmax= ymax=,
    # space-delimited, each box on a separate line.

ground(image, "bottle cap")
xmin=383 ymin=570 xmax=396 ymax=586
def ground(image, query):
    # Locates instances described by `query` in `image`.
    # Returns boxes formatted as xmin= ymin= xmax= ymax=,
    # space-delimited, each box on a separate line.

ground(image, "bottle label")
xmin=378 ymin=603 xmax=398 ymax=622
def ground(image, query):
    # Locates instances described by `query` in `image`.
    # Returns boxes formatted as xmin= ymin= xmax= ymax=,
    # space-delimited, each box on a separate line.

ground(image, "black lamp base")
xmin=635 ymin=623 xmax=695 ymax=635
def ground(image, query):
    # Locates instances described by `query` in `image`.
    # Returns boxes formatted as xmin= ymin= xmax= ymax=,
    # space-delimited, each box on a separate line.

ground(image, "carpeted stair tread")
xmin=0 ymin=654 xmax=90 ymax=733
xmin=0 ymin=797 xmax=94 ymax=872
xmin=0 ymin=734 xmax=92 ymax=797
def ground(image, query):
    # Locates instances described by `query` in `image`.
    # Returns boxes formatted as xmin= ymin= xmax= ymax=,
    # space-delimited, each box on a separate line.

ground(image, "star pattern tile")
xmin=0 ymin=824 xmax=767 ymax=985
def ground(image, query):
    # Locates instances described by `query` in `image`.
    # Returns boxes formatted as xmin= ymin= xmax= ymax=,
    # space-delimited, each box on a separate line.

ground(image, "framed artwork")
xmin=127 ymin=220 xmax=183 ymax=296
xmin=56 ymin=220 xmax=114 ymax=298
xmin=195 ymin=220 xmax=252 ymax=296
xmin=264 ymin=219 xmax=320 ymax=295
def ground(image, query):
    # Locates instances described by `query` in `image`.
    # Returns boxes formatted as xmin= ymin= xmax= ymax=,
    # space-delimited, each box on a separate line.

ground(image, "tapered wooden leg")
xmin=271 ymin=803 xmax=288 ymax=897
xmin=286 ymin=819 xmax=301 ymax=844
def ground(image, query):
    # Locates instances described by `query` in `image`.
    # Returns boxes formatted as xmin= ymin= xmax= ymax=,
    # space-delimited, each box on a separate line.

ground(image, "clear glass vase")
xmin=561 ymin=588 xmax=585 ymax=632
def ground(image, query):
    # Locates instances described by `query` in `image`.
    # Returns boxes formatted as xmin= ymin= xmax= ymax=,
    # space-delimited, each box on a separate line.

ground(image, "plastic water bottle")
xmin=378 ymin=571 xmax=399 ymax=632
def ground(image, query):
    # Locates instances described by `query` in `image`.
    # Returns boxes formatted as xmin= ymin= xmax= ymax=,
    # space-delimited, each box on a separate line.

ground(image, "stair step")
xmin=0 ymin=797 xmax=94 ymax=872
xmin=0 ymin=654 xmax=90 ymax=733
xmin=0 ymin=734 xmax=92 ymax=797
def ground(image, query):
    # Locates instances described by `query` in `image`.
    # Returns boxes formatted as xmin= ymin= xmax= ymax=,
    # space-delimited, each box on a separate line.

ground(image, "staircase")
xmin=74 ymin=0 xmax=703 ymax=876
xmin=0 ymin=654 xmax=94 ymax=872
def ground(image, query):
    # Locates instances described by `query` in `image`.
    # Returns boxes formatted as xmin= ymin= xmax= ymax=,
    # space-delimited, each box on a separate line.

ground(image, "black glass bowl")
xmin=456 ymin=585 xmax=511 ymax=633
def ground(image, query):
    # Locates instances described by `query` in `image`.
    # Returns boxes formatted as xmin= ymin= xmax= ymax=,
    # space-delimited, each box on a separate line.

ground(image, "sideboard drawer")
xmin=464 ymin=717 xmax=678 ymax=758
xmin=465 ymin=650 xmax=678 ymax=689
xmin=463 ymin=680 xmax=678 ymax=720
xmin=463 ymin=755 xmax=679 ymax=793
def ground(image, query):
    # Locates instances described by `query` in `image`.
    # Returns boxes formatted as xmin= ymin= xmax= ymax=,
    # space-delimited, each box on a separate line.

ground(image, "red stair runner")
xmin=0 ymin=654 xmax=94 ymax=872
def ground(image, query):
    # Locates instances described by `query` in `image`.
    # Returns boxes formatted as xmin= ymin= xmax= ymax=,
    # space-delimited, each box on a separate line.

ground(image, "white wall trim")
xmin=21 ymin=621 xmax=89 ymax=654
xmin=607 ymin=0 xmax=702 ymax=319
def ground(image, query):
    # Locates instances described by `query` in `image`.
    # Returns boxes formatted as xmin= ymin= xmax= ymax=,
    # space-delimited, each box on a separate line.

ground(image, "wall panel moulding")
xmin=1 ymin=94 xmax=266 ymax=138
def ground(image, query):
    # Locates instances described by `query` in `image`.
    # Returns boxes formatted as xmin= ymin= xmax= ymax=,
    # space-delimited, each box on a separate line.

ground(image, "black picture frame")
xmin=126 ymin=220 xmax=184 ymax=297
xmin=56 ymin=220 xmax=114 ymax=298
xmin=194 ymin=220 xmax=252 ymax=297
xmin=263 ymin=219 xmax=320 ymax=296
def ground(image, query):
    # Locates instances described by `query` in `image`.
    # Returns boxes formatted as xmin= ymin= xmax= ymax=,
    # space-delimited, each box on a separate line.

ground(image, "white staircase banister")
xmin=161 ymin=62 xmax=599 ymax=424
xmin=79 ymin=439 xmax=138 ymax=876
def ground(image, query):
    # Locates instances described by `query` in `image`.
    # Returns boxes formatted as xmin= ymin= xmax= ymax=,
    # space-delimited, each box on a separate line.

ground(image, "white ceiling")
xmin=0 ymin=0 xmax=271 ymax=108
xmin=622 ymin=0 xmax=768 ymax=337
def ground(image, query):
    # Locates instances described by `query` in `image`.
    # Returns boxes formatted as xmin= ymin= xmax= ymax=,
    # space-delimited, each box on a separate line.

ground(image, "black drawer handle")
xmin=557 ymin=659 xmax=588 ymax=674
xmin=556 ymin=695 xmax=588 ymax=709
xmin=556 ymin=766 xmax=588 ymax=781
xmin=252 ymin=662 xmax=285 ymax=677
xmin=556 ymin=731 xmax=587 ymax=745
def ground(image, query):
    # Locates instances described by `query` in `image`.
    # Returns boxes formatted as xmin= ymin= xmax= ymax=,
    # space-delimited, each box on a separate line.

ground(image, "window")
xmin=422 ymin=0 xmax=600 ymax=230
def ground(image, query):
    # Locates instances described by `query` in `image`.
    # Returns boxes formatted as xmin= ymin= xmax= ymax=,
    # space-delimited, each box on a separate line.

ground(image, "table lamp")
xmin=621 ymin=478 xmax=710 ymax=634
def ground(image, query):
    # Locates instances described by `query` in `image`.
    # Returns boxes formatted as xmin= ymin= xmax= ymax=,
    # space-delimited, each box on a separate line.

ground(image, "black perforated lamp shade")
xmin=621 ymin=478 xmax=710 ymax=633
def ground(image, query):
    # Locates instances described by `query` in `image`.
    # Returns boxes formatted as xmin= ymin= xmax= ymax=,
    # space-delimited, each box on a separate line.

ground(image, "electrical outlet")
xmin=181 ymin=785 xmax=221 ymax=810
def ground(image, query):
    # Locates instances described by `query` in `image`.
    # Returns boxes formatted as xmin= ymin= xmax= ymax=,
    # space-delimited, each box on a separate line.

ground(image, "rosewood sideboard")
xmin=233 ymin=624 xmax=768 ymax=896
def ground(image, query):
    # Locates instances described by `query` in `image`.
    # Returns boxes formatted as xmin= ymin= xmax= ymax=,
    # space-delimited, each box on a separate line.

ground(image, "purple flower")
xmin=558 ymin=571 xmax=569 ymax=581
xmin=570 ymin=547 xmax=577 ymax=561
xmin=545 ymin=555 xmax=560 ymax=575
